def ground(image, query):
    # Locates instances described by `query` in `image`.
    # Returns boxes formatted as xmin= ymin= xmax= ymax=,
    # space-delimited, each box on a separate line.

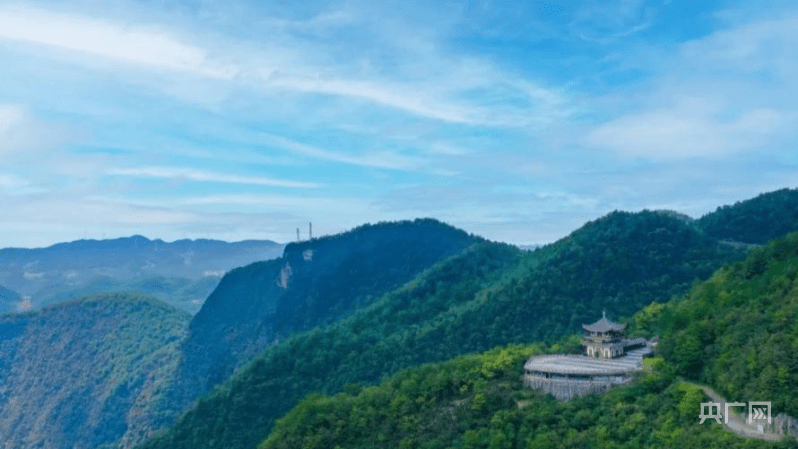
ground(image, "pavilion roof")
xmin=582 ymin=311 xmax=626 ymax=333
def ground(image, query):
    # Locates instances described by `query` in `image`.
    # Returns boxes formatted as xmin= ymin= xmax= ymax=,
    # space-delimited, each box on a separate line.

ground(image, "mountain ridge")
xmin=168 ymin=218 xmax=480 ymax=412
xmin=0 ymin=292 xmax=190 ymax=449
xmin=138 ymin=209 xmax=754 ymax=449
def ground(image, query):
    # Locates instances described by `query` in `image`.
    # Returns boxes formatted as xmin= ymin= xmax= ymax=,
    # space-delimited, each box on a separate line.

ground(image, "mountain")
xmin=260 ymin=346 xmax=784 ymax=449
xmin=138 ymin=210 xmax=751 ymax=449
xmin=0 ymin=236 xmax=283 ymax=311
xmin=169 ymin=219 xmax=479 ymax=410
xmin=32 ymin=274 xmax=223 ymax=314
xmin=0 ymin=285 xmax=21 ymax=314
xmin=695 ymin=187 xmax=798 ymax=245
xmin=0 ymin=293 xmax=190 ymax=449
xmin=650 ymin=230 xmax=798 ymax=417
xmin=260 ymin=233 xmax=798 ymax=449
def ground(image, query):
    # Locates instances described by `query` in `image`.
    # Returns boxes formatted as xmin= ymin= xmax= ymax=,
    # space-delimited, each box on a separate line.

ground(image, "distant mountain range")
xmin=1 ymin=188 xmax=797 ymax=449
xmin=0 ymin=236 xmax=284 ymax=313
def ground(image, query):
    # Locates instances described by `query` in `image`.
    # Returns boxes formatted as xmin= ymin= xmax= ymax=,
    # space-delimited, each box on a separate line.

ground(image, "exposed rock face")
xmin=277 ymin=262 xmax=292 ymax=289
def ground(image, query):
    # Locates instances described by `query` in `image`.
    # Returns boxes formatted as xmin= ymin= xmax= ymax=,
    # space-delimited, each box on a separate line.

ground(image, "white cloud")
xmin=0 ymin=103 xmax=80 ymax=159
xmin=106 ymin=166 xmax=323 ymax=188
xmin=583 ymin=7 xmax=798 ymax=160
xmin=0 ymin=5 xmax=565 ymax=127
xmin=0 ymin=5 xmax=237 ymax=79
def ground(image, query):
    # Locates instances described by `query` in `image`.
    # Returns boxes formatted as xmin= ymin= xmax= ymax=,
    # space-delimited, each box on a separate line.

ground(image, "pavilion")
xmin=523 ymin=312 xmax=655 ymax=400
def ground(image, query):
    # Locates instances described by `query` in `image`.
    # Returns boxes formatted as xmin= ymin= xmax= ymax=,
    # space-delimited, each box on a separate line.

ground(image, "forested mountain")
xmin=168 ymin=219 xmax=479 ymax=413
xmin=648 ymin=230 xmax=798 ymax=417
xmin=0 ymin=285 xmax=21 ymax=314
xmin=0 ymin=293 xmax=189 ymax=449
xmin=0 ymin=235 xmax=284 ymax=311
xmin=6 ymin=189 xmax=798 ymax=449
xmin=138 ymin=210 xmax=751 ymax=449
xmin=260 ymin=232 xmax=798 ymax=449
xmin=32 ymin=274 xmax=223 ymax=314
xmin=260 ymin=346 xmax=790 ymax=449
xmin=695 ymin=188 xmax=798 ymax=244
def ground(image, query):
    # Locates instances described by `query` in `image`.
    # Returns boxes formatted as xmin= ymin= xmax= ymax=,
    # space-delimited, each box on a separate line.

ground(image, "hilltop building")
xmin=582 ymin=311 xmax=648 ymax=358
xmin=524 ymin=312 xmax=654 ymax=400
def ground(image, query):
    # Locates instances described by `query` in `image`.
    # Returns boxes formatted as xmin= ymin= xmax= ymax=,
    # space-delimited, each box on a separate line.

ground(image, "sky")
xmin=0 ymin=0 xmax=796 ymax=248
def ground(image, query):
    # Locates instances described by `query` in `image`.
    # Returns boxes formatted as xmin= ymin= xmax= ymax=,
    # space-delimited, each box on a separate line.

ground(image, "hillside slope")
xmin=0 ymin=293 xmax=190 ymax=449
xmin=257 ymin=345 xmax=796 ymax=449
xmin=168 ymin=219 xmax=478 ymax=413
xmin=138 ymin=210 xmax=749 ymax=449
xmin=650 ymin=231 xmax=798 ymax=416
xmin=260 ymin=345 xmax=787 ymax=449
xmin=261 ymin=234 xmax=798 ymax=449
xmin=695 ymin=187 xmax=798 ymax=244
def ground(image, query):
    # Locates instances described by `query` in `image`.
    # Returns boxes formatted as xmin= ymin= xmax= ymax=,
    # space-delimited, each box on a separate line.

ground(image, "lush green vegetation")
xmin=139 ymin=210 xmax=747 ymax=449
xmin=647 ymin=231 xmax=798 ymax=417
xmin=261 ymin=344 xmax=794 ymax=449
xmin=695 ymin=188 xmax=798 ymax=244
xmin=174 ymin=218 xmax=479 ymax=408
xmin=140 ymin=241 xmax=520 ymax=449
xmin=0 ymin=293 xmax=190 ymax=449
xmin=260 ymin=234 xmax=798 ymax=449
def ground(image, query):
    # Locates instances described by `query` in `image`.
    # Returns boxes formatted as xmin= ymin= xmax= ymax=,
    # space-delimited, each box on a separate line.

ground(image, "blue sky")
xmin=0 ymin=0 xmax=796 ymax=248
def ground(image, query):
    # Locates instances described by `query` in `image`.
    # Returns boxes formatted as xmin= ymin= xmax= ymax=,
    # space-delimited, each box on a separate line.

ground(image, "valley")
xmin=1 ymin=189 xmax=797 ymax=449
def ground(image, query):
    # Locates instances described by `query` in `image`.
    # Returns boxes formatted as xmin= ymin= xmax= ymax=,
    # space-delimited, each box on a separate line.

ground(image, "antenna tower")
xmin=296 ymin=228 xmax=300 ymax=242
xmin=309 ymin=222 xmax=312 ymax=240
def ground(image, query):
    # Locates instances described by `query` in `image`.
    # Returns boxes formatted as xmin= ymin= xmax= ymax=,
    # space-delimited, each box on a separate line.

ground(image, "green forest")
xmin=139 ymin=210 xmax=750 ymax=449
xmin=0 ymin=293 xmax=190 ymax=449
xmin=259 ymin=231 xmax=798 ymax=449
xmin=5 ymin=189 xmax=798 ymax=449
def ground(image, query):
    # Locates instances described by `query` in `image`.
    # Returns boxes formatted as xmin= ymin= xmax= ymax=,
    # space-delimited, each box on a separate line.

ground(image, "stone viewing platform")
xmin=524 ymin=312 xmax=655 ymax=400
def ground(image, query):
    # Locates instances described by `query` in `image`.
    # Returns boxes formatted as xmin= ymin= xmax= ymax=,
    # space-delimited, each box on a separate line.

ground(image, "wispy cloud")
xmin=585 ymin=102 xmax=791 ymax=159
xmin=0 ymin=4 xmax=566 ymax=127
xmin=0 ymin=0 xmax=794 ymax=248
xmin=252 ymin=132 xmax=427 ymax=170
xmin=582 ymin=5 xmax=798 ymax=161
xmin=0 ymin=5 xmax=237 ymax=78
xmin=106 ymin=166 xmax=323 ymax=188
xmin=0 ymin=103 xmax=79 ymax=159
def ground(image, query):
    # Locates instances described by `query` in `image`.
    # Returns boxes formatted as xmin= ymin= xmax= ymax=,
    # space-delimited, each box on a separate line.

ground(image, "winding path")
xmin=685 ymin=381 xmax=782 ymax=442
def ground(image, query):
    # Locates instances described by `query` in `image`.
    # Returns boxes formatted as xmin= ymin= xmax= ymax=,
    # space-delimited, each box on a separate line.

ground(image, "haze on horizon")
xmin=1 ymin=0 xmax=796 ymax=249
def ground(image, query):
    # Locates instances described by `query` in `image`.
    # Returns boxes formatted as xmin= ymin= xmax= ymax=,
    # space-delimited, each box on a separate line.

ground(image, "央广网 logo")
xmin=699 ymin=401 xmax=771 ymax=425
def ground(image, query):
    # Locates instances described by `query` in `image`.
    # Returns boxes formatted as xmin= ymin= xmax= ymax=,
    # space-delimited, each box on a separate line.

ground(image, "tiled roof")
xmin=582 ymin=311 xmax=627 ymax=333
